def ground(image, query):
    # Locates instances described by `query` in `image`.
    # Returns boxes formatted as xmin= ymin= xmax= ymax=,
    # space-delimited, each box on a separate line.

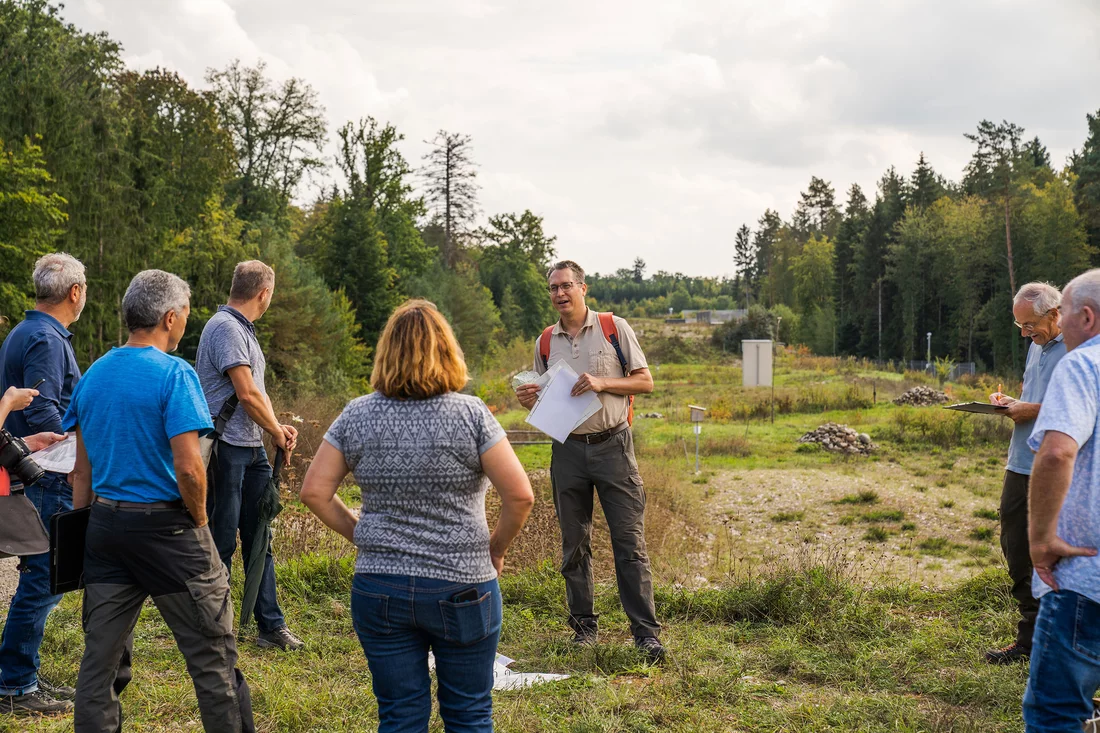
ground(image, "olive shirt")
xmin=532 ymin=308 xmax=647 ymax=435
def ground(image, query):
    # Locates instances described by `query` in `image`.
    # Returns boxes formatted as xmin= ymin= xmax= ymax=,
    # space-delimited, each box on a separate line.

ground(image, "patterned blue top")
xmin=1028 ymin=334 xmax=1100 ymax=603
xmin=1007 ymin=333 xmax=1066 ymax=475
xmin=324 ymin=392 xmax=506 ymax=583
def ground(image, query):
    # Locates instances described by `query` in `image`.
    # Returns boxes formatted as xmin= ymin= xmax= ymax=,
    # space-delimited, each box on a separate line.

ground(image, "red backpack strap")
xmin=538 ymin=326 xmax=554 ymax=370
xmin=597 ymin=313 xmax=628 ymax=376
xmin=597 ymin=312 xmax=634 ymax=426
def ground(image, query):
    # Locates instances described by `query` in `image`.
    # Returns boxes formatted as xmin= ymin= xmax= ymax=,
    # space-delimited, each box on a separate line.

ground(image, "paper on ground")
xmin=525 ymin=361 xmax=602 ymax=443
xmin=29 ymin=433 xmax=76 ymax=474
xmin=428 ymin=653 xmax=569 ymax=690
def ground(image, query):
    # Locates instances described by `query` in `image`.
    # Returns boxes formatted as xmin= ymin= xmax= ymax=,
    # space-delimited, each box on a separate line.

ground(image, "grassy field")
xmin=3 ymin=340 xmax=1032 ymax=732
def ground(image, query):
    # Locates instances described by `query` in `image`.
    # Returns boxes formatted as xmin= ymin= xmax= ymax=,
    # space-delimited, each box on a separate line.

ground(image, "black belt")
xmin=95 ymin=497 xmax=185 ymax=511
xmin=568 ymin=423 xmax=629 ymax=445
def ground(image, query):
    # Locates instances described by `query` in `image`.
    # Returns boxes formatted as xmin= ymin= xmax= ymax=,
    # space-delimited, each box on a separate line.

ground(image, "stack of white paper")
xmin=525 ymin=362 xmax=603 ymax=443
xmin=28 ymin=433 xmax=76 ymax=474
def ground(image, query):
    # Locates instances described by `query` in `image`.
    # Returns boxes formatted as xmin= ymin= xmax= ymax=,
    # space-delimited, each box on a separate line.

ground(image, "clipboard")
xmin=944 ymin=402 xmax=1009 ymax=415
xmin=49 ymin=506 xmax=91 ymax=595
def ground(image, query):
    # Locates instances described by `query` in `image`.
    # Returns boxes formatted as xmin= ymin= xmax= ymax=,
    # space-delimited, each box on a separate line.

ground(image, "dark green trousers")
xmin=1001 ymin=470 xmax=1039 ymax=650
xmin=550 ymin=427 xmax=660 ymax=638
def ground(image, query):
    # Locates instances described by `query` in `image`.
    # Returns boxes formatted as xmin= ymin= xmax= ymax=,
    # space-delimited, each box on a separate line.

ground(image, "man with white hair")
xmin=0 ymin=252 xmax=86 ymax=715
xmin=65 ymin=270 xmax=254 ymax=732
xmin=984 ymin=281 xmax=1068 ymax=665
xmin=1022 ymin=268 xmax=1100 ymax=730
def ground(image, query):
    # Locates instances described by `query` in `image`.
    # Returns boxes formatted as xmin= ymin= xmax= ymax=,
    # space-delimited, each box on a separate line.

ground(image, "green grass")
xmin=863 ymin=527 xmax=890 ymax=542
xmin=974 ymin=508 xmax=999 ymax=521
xmin=836 ymin=490 xmax=879 ymax=505
xmin=861 ymin=509 xmax=905 ymax=523
xmin=7 ymin=353 xmax=1028 ymax=731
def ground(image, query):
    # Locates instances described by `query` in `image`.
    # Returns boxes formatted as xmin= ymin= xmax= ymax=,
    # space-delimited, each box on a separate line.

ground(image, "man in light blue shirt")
xmin=985 ymin=282 xmax=1067 ymax=665
xmin=1022 ymin=269 xmax=1100 ymax=731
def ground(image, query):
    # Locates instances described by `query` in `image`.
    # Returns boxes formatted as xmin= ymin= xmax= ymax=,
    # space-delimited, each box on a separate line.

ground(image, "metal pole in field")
xmin=694 ymin=424 xmax=701 ymax=474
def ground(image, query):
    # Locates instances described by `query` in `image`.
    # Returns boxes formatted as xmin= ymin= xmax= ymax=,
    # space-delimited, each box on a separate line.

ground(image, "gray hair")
xmin=1014 ymin=282 xmax=1062 ymax=315
xmin=33 ymin=253 xmax=86 ymax=304
xmin=229 ymin=260 xmax=275 ymax=302
xmin=122 ymin=270 xmax=191 ymax=331
xmin=1065 ymin=270 xmax=1100 ymax=316
xmin=547 ymin=260 xmax=585 ymax=284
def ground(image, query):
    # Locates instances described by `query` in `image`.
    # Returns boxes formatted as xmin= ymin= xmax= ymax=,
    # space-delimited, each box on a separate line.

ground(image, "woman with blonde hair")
xmin=302 ymin=299 xmax=534 ymax=732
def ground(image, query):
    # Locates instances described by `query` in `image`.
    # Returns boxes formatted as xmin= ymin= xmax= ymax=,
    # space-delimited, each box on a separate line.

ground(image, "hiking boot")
xmin=570 ymin=618 xmax=598 ymax=646
xmin=635 ymin=636 xmax=667 ymax=663
xmin=257 ymin=626 xmax=304 ymax=651
xmin=984 ymin=642 xmax=1029 ymax=665
xmin=0 ymin=689 xmax=73 ymax=716
xmin=38 ymin=679 xmax=75 ymax=701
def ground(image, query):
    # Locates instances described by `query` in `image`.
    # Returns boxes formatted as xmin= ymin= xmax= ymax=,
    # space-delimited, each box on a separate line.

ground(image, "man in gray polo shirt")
xmin=515 ymin=260 xmax=664 ymax=662
xmin=985 ymin=281 xmax=1067 ymax=664
xmin=196 ymin=260 xmax=302 ymax=651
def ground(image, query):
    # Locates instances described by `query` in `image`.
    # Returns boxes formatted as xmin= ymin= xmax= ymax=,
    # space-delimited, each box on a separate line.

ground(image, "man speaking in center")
xmin=515 ymin=260 xmax=664 ymax=662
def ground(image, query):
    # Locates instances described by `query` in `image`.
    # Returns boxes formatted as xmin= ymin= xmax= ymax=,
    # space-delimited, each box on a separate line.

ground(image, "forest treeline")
xmin=2 ymin=1 xmax=1099 ymax=384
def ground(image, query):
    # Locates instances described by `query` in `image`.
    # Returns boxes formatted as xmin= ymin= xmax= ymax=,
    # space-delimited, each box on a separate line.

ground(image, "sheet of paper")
xmin=511 ymin=370 xmax=552 ymax=391
xmin=944 ymin=402 xmax=1008 ymax=415
xmin=525 ymin=361 xmax=603 ymax=443
xmin=28 ymin=433 xmax=77 ymax=474
xmin=428 ymin=653 xmax=569 ymax=691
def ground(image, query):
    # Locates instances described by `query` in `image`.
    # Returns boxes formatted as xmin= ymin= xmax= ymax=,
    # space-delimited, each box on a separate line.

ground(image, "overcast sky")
xmin=66 ymin=0 xmax=1100 ymax=278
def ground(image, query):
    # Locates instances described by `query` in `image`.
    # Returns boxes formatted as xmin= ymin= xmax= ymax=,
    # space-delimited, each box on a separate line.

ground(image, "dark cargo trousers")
xmin=75 ymin=503 xmax=254 ymax=733
xmin=1001 ymin=470 xmax=1039 ymax=650
xmin=550 ymin=427 xmax=661 ymax=638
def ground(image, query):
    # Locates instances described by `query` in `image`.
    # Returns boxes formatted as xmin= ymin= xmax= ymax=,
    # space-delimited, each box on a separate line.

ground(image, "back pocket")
xmin=351 ymin=589 xmax=391 ymax=637
xmin=185 ymin=565 xmax=232 ymax=637
xmin=439 ymin=592 xmax=493 ymax=646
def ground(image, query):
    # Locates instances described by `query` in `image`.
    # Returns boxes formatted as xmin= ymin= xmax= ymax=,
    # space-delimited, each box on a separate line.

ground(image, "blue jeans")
xmin=1024 ymin=589 xmax=1100 ymax=732
xmin=207 ymin=442 xmax=286 ymax=633
xmin=0 ymin=473 xmax=72 ymax=695
xmin=351 ymin=573 xmax=502 ymax=733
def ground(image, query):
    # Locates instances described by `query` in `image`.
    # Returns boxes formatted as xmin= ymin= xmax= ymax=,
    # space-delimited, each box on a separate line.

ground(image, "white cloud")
xmin=63 ymin=0 xmax=1100 ymax=278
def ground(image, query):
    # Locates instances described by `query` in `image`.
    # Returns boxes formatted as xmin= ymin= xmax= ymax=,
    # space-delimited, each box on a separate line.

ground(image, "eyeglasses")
xmin=1014 ymin=308 xmax=1055 ymax=332
xmin=548 ymin=282 xmax=578 ymax=295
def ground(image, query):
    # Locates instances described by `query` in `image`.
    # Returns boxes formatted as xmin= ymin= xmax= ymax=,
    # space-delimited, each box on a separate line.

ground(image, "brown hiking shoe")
xmin=984 ymin=642 xmax=1029 ymax=664
xmin=257 ymin=626 xmax=304 ymax=651
xmin=0 ymin=689 xmax=73 ymax=716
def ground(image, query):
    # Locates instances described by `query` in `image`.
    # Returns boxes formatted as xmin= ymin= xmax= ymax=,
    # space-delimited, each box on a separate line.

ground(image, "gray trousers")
xmin=550 ymin=427 xmax=660 ymax=638
xmin=75 ymin=503 xmax=253 ymax=732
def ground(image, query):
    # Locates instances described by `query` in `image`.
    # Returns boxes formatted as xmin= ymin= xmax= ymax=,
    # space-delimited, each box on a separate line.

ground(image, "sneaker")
xmin=38 ymin=680 xmax=75 ymax=701
xmin=634 ymin=636 xmax=667 ymax=663
xmin=570 ymin=618 xmax=598 ymax=646
xmin=984 ymin=642 xmax=1029 ymax=665
xmin=0 ymin=689 xmax=73 ymax=716
xmin=257 ymin=626 xmax=304 ymax=651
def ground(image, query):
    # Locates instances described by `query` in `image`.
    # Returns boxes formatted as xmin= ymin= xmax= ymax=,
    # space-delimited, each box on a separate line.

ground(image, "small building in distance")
xmin=680 ymin=309 xmax=746 ymax=325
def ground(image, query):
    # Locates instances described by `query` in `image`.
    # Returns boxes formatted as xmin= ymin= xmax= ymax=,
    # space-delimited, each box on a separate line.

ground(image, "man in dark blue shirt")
xmin=0 ymin=253 xmax=86 ymax=717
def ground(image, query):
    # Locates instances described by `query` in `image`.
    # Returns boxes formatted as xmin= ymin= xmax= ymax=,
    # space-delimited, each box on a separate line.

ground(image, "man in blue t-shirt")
xmin=1023 ymin=268 xmax=1100 ymax=731
xmin=64 ymin=270 xmax=254 ymax=733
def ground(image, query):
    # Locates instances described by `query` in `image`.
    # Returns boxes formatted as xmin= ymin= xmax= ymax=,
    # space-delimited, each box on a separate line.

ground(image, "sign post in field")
xmin=689 ymin=405 xmax=707 ymax=474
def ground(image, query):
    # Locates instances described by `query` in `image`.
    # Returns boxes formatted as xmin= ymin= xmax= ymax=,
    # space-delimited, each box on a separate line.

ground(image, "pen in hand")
xmin=32 ymin=378 xmax=45 ymax=390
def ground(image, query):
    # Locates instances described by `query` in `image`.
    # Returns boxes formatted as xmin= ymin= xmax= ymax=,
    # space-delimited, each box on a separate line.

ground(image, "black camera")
xmin=0 ymin=429 xmax=44 ymax=488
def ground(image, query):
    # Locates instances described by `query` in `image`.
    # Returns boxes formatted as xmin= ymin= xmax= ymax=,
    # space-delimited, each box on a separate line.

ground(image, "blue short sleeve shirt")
xmin=63 ymin=346 xmax=213 ymax=503
xmin=1028 ymin=334 xmax=1100 ymax=603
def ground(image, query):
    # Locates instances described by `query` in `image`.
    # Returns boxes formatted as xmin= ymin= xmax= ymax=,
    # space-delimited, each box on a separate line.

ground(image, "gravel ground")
xmin=0 ymin=556 xmax=18 ymax=608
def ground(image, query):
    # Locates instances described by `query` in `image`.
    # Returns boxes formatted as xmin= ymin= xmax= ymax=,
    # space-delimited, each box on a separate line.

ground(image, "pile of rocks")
xmin=798 ymin=423 xmax=876 ymax=455
xmin=893 ymin=386 xmax=948 ymax=406
xmin=637 ymin=412 xmax=665 ymax=419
